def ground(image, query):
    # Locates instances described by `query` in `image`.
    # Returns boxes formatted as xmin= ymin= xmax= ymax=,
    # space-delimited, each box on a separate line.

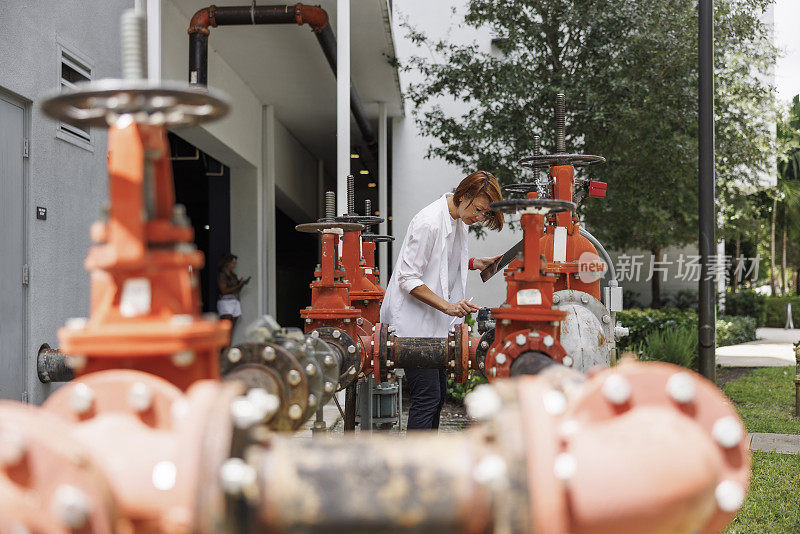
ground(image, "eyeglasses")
xmin=471 ymin=204 xmax=492 ymax=220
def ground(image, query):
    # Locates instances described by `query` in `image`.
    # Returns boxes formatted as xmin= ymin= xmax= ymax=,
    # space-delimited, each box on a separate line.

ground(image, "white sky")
xmin=774 ymin=0 xmax=800 ymax=102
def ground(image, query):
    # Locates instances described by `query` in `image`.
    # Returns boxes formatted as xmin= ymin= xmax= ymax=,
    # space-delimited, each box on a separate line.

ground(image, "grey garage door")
xmin=0 ymin=93 xmax=25 ymax=401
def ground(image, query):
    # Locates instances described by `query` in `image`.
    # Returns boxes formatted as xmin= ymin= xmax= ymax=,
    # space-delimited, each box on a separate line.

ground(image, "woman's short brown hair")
xmin=453 ymin=170 xmax=504 ymax=231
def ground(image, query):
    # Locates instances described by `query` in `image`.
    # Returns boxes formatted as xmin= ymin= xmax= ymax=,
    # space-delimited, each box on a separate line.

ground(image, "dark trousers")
xmin=405 ymin=368 xmax=447 ymax=430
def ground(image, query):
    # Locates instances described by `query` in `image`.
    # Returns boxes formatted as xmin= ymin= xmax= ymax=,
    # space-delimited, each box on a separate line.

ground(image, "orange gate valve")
xmin=333 ymin=214 xmax=385 ymax=326
xmin=40 ymin=76 xmax=232 ymax=391
xmin=478 ymin=198 xmax=576 ymax=381
xmin=296 ymin=219 xmax=373 ymax=389
xmin=517 ymin=93 xmax=608 ymax=301
xmin=358 ymin=198 xmax=395 ymax=288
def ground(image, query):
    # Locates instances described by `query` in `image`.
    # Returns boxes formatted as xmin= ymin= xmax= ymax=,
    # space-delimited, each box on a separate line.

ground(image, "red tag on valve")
xmin=587 ymin=180 xmax=607 ymax=198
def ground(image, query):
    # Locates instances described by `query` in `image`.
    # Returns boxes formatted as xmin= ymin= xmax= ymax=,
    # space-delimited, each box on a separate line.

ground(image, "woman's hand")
xmin=443 ymin=299 xmax=480 ymax=317
xmin=472 ymin=254 xmax=502 ymax=271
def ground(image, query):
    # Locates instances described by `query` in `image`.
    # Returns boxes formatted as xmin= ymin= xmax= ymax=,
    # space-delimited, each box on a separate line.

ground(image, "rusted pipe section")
xmin=36 ymin=343 xmax=74 ymax=383
xmin=391 ymin=337 xmax=448 ymax=369
xmin=256 ymin=433 xmax=494 ymax=533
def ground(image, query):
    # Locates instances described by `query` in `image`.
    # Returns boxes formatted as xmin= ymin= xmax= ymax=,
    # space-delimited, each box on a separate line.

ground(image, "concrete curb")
xmin=748 ymin=433 xmax=800 ymax=455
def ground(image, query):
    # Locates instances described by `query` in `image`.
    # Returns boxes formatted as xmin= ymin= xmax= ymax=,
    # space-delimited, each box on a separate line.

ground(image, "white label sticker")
xmin=364 ymin=268 xmax=373 ymax=274
xmin=517 ymin=289 xmax=542 ymax=306
xmin=120 ymin=278 xmax=152 ymax=317
xmin=553 ymin=226 xmax=568 ymax=262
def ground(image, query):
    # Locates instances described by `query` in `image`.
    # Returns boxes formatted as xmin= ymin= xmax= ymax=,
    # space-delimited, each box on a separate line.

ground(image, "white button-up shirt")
xmin=380 ymin=194 xmax=468 ymax=337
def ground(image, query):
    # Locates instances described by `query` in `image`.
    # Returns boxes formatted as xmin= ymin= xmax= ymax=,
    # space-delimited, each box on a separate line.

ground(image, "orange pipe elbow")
xmin=188 ymin=5 xmax=217 ymax=35
xmin=295 ymin=3 xmax=329 ymax=32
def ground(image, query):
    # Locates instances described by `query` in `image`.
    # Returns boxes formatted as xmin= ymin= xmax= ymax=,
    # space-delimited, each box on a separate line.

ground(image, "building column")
xmin=145 ymin=0 xmax=161 ymax=81
xmin=378 ymin=102 xmax=388 ymax=287
xmin=263 ymin=105 xmax=277 ymax=316
xmin=336 ymin=0 xmax=350 ymax=216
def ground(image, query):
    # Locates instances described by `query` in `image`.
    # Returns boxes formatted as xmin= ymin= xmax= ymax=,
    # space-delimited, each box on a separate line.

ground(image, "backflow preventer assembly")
xmin=3 ymin=10 xmax=751 ymax=534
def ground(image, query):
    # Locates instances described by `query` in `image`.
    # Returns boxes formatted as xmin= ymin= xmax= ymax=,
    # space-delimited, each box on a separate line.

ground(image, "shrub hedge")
xmin=616 ymin=308 xmax=757 ymax=352
xmin=724 ymin=289 xmax=800 ymax=328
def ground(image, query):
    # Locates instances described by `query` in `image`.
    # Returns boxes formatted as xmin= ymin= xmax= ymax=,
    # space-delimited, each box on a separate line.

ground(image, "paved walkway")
xmin=749 ymin=433 xmax=800 ymax=455
xmin=716 ymin=328 xmax=799 ymax=367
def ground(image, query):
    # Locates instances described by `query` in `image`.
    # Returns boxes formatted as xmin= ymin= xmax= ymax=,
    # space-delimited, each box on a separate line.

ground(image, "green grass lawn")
xmin=723 ymin=367 xmax=800 ymax=435
xmin=722 ymin=367 xmax=799 ymax=533
xmin=725 ymin=452 xmax=800 ymax=533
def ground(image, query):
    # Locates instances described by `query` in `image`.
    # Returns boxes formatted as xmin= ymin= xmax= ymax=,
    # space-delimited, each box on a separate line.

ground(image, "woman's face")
xmin=458 ymin=194 xmax=492 ymax=226
xmin=227 ymin=258 xmax=237 ymax=271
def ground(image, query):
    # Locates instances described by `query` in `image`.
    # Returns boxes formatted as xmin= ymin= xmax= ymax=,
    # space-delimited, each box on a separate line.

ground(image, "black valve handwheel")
xmin=361 ymin=234 xmax=395 ymax=243
xmin=40 ymin=79 xmax=230 ymax=128
xmin=334 ymin=215 xmax=385 ymax=226
xmin=503 ymin=183 xmax=540 ymax=195
xmin=518 ymin=154 xmax=606 ymax=168
xmin=489 ymin=198 xmax=575 ymax=215
xmin=296 ymin=221 xmax=365 ymax=233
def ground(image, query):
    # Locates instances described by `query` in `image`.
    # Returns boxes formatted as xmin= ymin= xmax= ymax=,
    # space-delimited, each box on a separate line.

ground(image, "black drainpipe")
xmin=188 ymin=4 xmax=378 ymax=154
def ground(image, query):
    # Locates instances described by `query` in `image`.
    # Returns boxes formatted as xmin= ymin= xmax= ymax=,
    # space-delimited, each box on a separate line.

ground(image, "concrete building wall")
xmin=274 ymin=120 xmax=320 ymax=223
xmin=0 ymin=0 xmax=131 ymax=403
xmin=391 ymin=0 xmax=521 ymax=311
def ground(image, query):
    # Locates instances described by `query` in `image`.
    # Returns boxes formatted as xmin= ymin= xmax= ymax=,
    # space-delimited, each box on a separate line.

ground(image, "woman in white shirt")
xmin=380 ymin=171 xmax=504 ymax=430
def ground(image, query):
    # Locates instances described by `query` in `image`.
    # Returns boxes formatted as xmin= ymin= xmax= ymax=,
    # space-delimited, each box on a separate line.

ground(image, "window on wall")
xmin=57 ymin=48 xmax=92 ymax=147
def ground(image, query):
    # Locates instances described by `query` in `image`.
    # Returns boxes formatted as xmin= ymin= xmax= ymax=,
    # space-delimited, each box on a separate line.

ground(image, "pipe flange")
xmin=273 ymin=336 xmax=324 ymax=422
xmin=360 ymin=233 xmax=395 ymax=243
xmin=221 ymin=342 xmax=309 ymax=432
xmin=303 ymin=336 xmax=341 ymax=406
xmin=40 ymin=79 xmax=230 ymax=128
xmin=485 ymin=329 xmax=567 ymax=381
xmin=518 ymin=153 xmax=606 ymax=168
xmin=475 ymin=329 xmax=495 ymax=374
xmin=371 ymin=323 xmax=390 ymax=382
xmin=312 ymin=326 xmax=361 ymax=391
xmin=447 ymin=324 xmax=470 ymax=383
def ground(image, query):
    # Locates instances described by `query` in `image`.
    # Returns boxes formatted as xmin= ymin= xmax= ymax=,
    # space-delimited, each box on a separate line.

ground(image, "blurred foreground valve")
xmin=39 ymin=9 xmax=231 ymax=390
xmin=0 ymin=361 xmax=750 ymax=533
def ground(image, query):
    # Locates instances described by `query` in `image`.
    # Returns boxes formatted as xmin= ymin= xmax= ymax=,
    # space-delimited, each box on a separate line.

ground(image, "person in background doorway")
xmin=217 ymin=253 xmax=250 ymax=334
xmin=380 ymin=171 xmax=504 ymax=430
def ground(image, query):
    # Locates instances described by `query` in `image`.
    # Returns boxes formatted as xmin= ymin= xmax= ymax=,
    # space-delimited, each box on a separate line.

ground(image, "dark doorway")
xmin=169 ymin=133 xmax=231 ymax=313
xmin=275 ymin=207 xmax=317 ymax=328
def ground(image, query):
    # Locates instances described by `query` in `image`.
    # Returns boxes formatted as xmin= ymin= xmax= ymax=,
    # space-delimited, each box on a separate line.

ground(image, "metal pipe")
xmin=187 ymin=4 xmax=377 ymax=154
xmin=344 ymin=382 xmax=357 ymax=431
xmin=509 ymin=351 xmax=556 ymax=376
xmin=36 ymin=344 xmax=74 ymax=383
xmin=579 ymin=226 xmax=617 ymax=282
xmin=188 ymin=33 xmax=208 ymax=85
xmin=255 ymin=432 xmax=493 ymax=533
xmin=392 ymin=337 xmax=448 ymax=369
xmin=698 ymin=0 xmax=716 ymax=380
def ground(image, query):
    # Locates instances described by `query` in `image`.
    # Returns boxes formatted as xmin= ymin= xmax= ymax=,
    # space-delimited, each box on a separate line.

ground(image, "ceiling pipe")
xmin=187 ymin=4 xmax=378 ymax=155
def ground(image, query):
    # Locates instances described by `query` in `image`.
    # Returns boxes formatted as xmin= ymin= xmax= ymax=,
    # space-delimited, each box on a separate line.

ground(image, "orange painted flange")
xmin=516 ymin=362 xmax=751 ymax=534
xmin=42 ymin=370 xmax=240 ymax=534
xmin=58 ymin=122 xmax=230 ymax=391
xmin=0 ymin=402 xmax=120 ymax=533
xmin=485 ymin=329 xmax=567 ymax=381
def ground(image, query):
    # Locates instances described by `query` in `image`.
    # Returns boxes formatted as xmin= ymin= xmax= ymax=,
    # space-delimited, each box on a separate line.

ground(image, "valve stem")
xmin=555 ymin=93 xmax=566 ymax=154
xmin=120 ymin=9 xmax=147 ymax=81
xmin=364 ymin=199 xmax=372 ymax=232
xmin=347 ymin=174 xmax=355 ymax=215
xmin=325 ymin=191 xmax=336 ymax=220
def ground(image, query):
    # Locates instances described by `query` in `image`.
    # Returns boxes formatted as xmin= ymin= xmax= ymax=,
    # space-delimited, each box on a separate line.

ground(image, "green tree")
xmin=772 ymin=96 xmax=800 ymax=294
xmin=403 ymin=0 xmax=776 ymax=307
